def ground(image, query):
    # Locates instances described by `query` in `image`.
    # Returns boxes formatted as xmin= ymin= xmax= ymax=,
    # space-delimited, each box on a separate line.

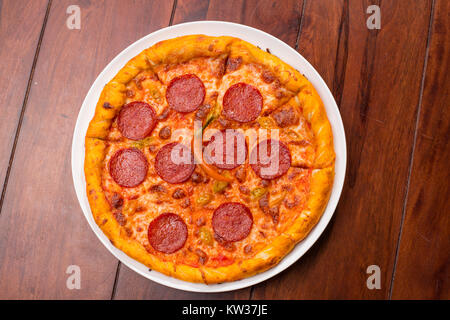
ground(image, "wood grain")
xmin=172 ymin=0 xmax=303 ymax=47
xmin=0 ymin=0 xmax=49 ymax=207
xmin=0 ymin=0 xmax=174 ymax=299
xmin=391 ymin=0 xmax=449 ymax=299
xmin=112 ymin=0 xmax=304 ymax=299
xmin=295 ymin=0 xmax=346 ymax=92
xmin=252 ymin=0 xmax=434 ymax=299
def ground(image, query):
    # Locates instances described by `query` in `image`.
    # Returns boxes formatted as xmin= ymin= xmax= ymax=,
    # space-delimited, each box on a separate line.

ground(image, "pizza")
xmin=84 ymin=35 xmax=335 ymax=284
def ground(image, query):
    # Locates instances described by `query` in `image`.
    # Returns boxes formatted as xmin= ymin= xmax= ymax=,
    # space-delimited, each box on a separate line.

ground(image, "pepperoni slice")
xmin=155 ymin=142 xmax=195 ymax=184
xmin=166 ymin=74 xmax=205 ymax=113
xmin=109 ymin=148 xmax=148 ymax=188
xmin=117 ymin=101 xmax=157 ymax=140
xmin=212 ymin=202 xmax=253 ymax=242
xmin=222 ymin=83 xmax=263 ymax=122
xmin=148 ymin=213 xmax=188 ymax=254
xmin=204 ymin=129 xmax=247 ymax=170
xmin=250 ymin=139 xmax=291 ymax=180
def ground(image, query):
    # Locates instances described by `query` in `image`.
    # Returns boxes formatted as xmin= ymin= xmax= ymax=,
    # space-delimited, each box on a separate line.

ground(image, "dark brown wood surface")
xmin=0 ymin=0 xmax=447 ymax=299
xmin=0 ymin=0 xmax=49 ymax=216
xmin=253 ymin=0 xmax=436 ymax=299
xmin=0 ymin=0 xmax=174 ymax=299
xmin=391 ymin=0 xmax=449 ymax=299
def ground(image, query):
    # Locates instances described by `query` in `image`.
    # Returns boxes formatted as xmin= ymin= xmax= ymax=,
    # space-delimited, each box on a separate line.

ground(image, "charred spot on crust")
xmin=258 ymin=193 xmax=270 ymax=213
xmin=124 ymin=227 xmax=133 ymax=237
xmin=214 ymin=233 xmax=236 ymax=252
xmin=258 ymin=193 xmax=280 ymax=224
xmin=195 ymin=248 xmax=208 ymax=265
xmin=216 ymin=60 xmax=226 ymax=77
xmin=150 ymin=184 xmax=166 ymax=193
xmin=110 ymin=193 xmax=123 ymax=209
xmin=272 ymin=106 xmax=299 ymax=128
xmin=284 ymin=196 xmax=299 ymax=209
xmin=172 ymin=188 xmax=186 ymax=199
xmin=261 ymin=70 xmax=275 ymax=84
xmin=191 ymin=172 xmax=204 ymax=183
xmin=103 ymin=102 xmax=113 ymax=109
xmin=180 ymin=198 xmax=191 ymax=208
xmin=226 ymin=56 xmax=242 ymax=72
xmin=269 ymin=206 xmax=279 ymax=224
xmin=158 ymin=126 xmax=171 ymax=140
xmin=157 ymin=107 xmax=170 ymax=121
xmin=195 ymin=104 xmax=211 ymax=120
xmin=113 ymin=211 xmax=126 ymax=226
xmin=126 ymin=90 xmax=135 ymax=98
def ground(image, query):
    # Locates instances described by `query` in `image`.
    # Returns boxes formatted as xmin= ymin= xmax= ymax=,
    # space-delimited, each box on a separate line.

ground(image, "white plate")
xmin=72 ymin=21 xmax=346 ymax=293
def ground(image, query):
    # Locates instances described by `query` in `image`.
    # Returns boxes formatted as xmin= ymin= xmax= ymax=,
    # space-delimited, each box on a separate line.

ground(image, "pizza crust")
xmin=297 ymin=85 xmax=335 ymax=168
xmin=229 ymin=39 xmax=310 ymax=93
xmin=283 ymin=167 xmax=334 ymax=241
xmin=84 ymin=35 xmax=336 ymax=283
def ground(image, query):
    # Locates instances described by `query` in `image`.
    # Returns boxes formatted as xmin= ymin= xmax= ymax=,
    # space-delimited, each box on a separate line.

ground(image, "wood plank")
xmin=173 ymin=0 xmax=302 ymax=47
xmin=391 ymin=0 xmax=449 ymax=299
xmin=113 ymin=0 xmax=303 ymax=299
xmin=252 ymin=0 xmax=434 ymax=299
xmin=296 ymin=0 xmax=348 ymax=100
xmin=0 ymin=0 xmax=174 ymax=299
xmin=0 ymin=0 xmax=49 ymax=206
xmin=114 ymin=263 xmax=251 ymax=300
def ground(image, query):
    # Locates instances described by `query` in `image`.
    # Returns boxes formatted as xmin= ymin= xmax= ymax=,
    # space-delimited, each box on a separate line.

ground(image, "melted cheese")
xmin=101 ymin=57 xmax=315 ymax=268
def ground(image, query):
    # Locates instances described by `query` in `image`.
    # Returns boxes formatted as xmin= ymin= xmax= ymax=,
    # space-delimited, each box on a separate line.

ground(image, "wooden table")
xmin=0 ymin=0 xmax=447 ymax=300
